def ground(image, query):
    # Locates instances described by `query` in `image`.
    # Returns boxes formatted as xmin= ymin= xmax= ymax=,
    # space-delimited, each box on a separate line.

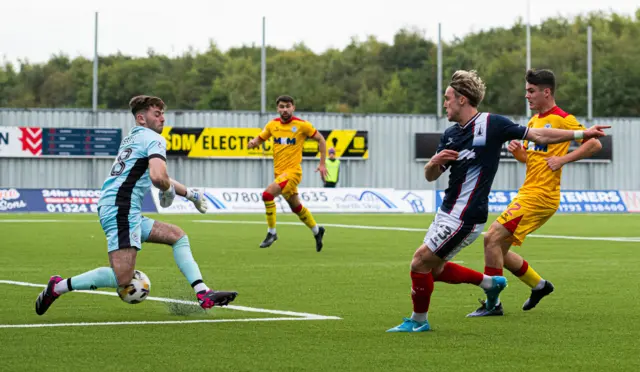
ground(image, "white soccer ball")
xmin=117 ymin=270 xmax=151 ymax=304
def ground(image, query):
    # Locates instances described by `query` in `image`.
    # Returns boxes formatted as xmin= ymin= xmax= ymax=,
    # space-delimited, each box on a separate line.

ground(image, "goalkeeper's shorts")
xmin=98 ymin=205 xmax=156 ymax=252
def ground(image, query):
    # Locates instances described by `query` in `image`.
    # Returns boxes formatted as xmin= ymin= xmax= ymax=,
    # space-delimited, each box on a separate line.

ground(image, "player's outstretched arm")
xmin=507 ymin=140 xmax=527 ymax=163
xmin=169 ymin=178 xmax=188 ymax=197
xmin=526 ymin=125 xmax=610 ymax=145
xmin=169 ymin=178 xmax=208 ymax=214
xmin=311 ymin=131 xmax=328 ymax=179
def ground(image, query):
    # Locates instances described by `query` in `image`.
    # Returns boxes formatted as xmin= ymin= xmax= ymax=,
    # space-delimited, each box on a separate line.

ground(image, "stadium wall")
xmin=1 ymin=109 xmax=638 ymax=191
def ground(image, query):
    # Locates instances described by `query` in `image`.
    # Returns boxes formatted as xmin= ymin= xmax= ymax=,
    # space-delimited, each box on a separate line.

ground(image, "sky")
xmin=1 ymin=0 xmax=637 ymax=65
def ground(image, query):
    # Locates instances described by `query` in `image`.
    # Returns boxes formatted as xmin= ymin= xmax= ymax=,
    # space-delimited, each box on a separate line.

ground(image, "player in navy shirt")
xmin=35 ymin=96 xmax=238 ymax=315
xmin=436 ymin=112 xmax=530 ymax=225
xmin=387 ymin=70 xmax=608 ymax=332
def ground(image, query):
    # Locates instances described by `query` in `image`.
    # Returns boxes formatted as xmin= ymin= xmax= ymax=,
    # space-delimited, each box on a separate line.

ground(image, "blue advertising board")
xmin=435 ymin=190 xmax=628 ymax=214
xmin=0 ymin=188 xmax=157 ymax=213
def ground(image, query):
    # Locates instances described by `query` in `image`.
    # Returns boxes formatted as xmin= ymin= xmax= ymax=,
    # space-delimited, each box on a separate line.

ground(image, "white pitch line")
xmin=2 ymin=219 xmax=640 ymax=242
xmin=193 ymin=220 xmax=640 ymax=242
xmin=0 ymin=280 xmax=341 ymax=320
xmin=0 ymin=317 xmax=340 ymax=329
xmin=194 ymin=219 xmax=427 ymax=232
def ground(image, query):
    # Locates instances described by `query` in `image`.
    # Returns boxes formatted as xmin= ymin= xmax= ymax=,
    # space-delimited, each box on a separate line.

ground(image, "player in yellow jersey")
xmin=468 ymin=69 xmax=604 ymax=317
xmin=247 ymin=95 xmax=328 ymax=252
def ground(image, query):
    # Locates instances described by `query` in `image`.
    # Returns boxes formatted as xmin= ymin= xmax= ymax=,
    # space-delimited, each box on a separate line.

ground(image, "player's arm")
xmin=310 ymin=130 xmax=328 ymax=179
xmin=248 ymin=124 xmax=271 ymax=149
xmin=424 ymin=150 xmax=458 ymax=182
xmin=149 ymin=157 xmax=171 ymax=191
xmin=149 ymin=157 xmax=177 ymax=208
xmin=525 ymin=125 xmax=609 ymax=145
xmin=146 ymin=136 xmax=179 ymax=208
xmin=507 ymin=141 xmax=527 ymax=163
xmin=247 ymin=135 xmax=265 ymax=149
xmin=424 ymin=133 xmax=457 ymax=182
xmin=558 ymin=138 xmax=602 ymax=164
xmin=496 ymin=114 xmax=609 ymax=145
xmin=169 ymin=178 xmax=188 ymax=197
xmin=169 ymin=178 xmax=208 ymax=213
xmin=549 ymin=115 xmax=604 ymax=168
xmin=424 ymin=161 xmax=444 ymax=182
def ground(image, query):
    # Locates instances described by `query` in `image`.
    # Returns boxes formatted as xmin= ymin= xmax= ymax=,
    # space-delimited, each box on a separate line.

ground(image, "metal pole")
xmin=260 ymin=16 xmax=268 ymax=187
xmin=587 ymin=26 xmax=593 ymax=121
xmin=437 ymin=23 xmax=443 ymax=118
xmin=92 ymin=12 xmax=99 ymax=112
xmin=261 ymin=16 xmax=267 ymax=114
xmin=526 ymin=0 xmax=531 ymax=117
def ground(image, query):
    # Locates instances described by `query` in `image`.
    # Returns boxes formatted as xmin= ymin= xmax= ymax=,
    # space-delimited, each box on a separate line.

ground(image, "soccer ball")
xmin=117 ymin=270 xmax=151 ymax=304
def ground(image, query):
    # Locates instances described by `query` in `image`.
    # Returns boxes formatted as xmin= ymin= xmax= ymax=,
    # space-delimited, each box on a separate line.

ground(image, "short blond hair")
xmin=449 ymin=70 xmax=486 ymax=107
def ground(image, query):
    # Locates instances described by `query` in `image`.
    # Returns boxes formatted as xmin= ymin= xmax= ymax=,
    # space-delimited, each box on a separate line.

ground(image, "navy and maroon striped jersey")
xmin=437 ymin=112 xmax=529 ymax=224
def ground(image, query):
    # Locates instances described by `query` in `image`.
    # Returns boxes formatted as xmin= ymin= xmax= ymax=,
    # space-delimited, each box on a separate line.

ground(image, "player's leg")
xmin=504 ymin=250 xmax=554 ymax=310
xmin=35 ymin=206 xmax=134 ymax=315
xmin=387 ymin=245 xmax=505 ymax=332
xmin=465 ymin=231 xmax=512 ymax=317
xmin=386 ymin=244 xmax=439 ymax=333
xmin=423 ymin=215 xmax=507 ymax=317
xmin=483 ymin=221 xmax=514 ymax=277
xmin=482 ymin=198 xmax=528 ymax=284
xmin=430 ymin=222 xmax=497 ymax=291
xmin=259 ymin=179 xmax=284 ymax=248
xmin=286 ymin=193 xmax=325 ymax=252
xmin=476 ymin=202 xmax=555 ymax=315
xmin=502 ymin=208 xmax=556 ymax=310
xmin=387 ymin=215 xmax=506 ymax=332
xmin=143 ymin=218 xmax=237 ymax=308
xmin=470 ymin=201 xmax=522 ymax=318
xmin=484 ymin=198 xmax=531 ymax=279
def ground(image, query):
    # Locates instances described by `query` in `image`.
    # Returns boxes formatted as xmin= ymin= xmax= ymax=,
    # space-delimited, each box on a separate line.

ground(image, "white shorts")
xmin=423 ymin=210 xmax=484 ymax=261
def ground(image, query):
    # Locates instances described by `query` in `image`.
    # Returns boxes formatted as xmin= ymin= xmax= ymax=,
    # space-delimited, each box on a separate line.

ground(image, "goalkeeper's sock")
xmin=509 ymin=259 xmax=544 ymax=289
xmin=172 ymin=235 xmax=206 ymax=293
xmin=292 ymin=204 xmax=318 ymax=234
xmin=191 ymin=280 xmax=209 ymax=294
xmin=263 ymin=192 xmax=277 ymax=231
xmin=60 ymin=267 xmax=118 ymax=292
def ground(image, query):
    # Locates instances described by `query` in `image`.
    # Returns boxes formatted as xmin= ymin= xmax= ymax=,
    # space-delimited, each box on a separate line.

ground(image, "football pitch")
xmin=1 ymin=213 xmax=640 ymax=371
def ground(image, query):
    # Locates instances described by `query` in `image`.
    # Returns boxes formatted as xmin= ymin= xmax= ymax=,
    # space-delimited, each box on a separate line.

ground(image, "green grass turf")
xmin=1 ymin=213 xmax=639 ymax=371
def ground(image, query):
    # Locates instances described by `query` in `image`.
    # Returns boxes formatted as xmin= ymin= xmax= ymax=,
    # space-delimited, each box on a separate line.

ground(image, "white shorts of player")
xmin=423 ymin=209 xmax=485 ymax=261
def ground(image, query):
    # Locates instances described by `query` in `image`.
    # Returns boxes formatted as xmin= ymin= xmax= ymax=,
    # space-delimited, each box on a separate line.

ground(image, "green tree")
xmin=3 ymin=9 xmax=640 ymax=116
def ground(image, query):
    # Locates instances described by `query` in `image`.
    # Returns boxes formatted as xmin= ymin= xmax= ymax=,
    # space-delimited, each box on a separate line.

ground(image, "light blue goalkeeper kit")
xmin=34 ymin=125 xmax=238 ymax=316
xmin=97 ymin=126 xmax=166 ymax=252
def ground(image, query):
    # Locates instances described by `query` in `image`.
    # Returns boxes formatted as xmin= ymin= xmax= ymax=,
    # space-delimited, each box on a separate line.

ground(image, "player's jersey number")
xmin=500 ymin=202 xmax=522 ymax=220
xmin=110 ymin=148 xmax=133 ymax=176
